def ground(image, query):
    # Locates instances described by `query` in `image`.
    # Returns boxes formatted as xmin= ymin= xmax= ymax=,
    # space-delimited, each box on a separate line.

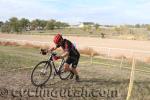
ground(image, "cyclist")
xmin=49 ymin=33 xmax=80 ymax=82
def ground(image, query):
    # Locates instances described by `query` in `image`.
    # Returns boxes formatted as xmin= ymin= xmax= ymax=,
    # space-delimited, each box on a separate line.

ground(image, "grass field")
xmin=0 ymin=45 xmax=150 ymax=100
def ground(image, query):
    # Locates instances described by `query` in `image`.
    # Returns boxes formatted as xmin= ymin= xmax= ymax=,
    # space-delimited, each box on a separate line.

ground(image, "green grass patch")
xmin=0 ymin=46 xmax=47 ymax=71
xmin=0 ymin=45 xmax=150 ymax=73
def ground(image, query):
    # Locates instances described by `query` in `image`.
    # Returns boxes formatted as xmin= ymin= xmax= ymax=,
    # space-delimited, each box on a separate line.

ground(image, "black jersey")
xmin=56 ymin=39 xmax=80 ymax=57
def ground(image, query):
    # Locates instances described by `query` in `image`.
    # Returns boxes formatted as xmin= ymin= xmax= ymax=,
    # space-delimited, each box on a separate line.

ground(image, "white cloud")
xmin=0 ymin=0 xmax=59 ymax=20
xmin=0 ymin=0 xmax=150 ymax=24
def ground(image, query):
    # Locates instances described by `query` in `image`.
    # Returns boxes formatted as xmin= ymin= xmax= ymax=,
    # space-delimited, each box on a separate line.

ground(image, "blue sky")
xmin=0 ymin=0 xmax=150 ymax=25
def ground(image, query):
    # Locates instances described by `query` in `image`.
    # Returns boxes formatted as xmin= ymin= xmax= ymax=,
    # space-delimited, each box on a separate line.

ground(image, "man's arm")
xmin=48 ymin=47 xmax=56 ymax=52
xmin=60 ymin=51 xmax=69 ymax=59
xmin=48 ymin=44 xmax=60 ymax=52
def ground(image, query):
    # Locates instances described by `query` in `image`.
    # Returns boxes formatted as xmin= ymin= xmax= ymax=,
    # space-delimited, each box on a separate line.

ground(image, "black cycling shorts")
xmin=65 ymin=55 xmax=80 ymax=68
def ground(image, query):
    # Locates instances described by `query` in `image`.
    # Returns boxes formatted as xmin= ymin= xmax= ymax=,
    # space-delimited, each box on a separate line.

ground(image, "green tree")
xmin=31 ymin=19 xmax=40 ymax=30
xmin=135 ymin=24 xmax=141 ymax=28
xmin=55 ymin=21 xmax=62 ymax=29
xmin=1 ymin=17 xmax=70 ymax=32
xmin=46 ymin=19 xmax=56 ymax=30
xmin=0 ymin=21 xmax=3 ymax=27
xmin=31 ymin=19 xmax=47 ymax=30
xmin=9 ymin=17 xmax=21 ymax=32
xmin=61 ymin=22 xmax=69 ymax=28
xmin=94 ymin=23 xmax=100 ymax=30
xmin=39 ymin=20 xmax=47 ymax=30
xmin=1 ymin=21 xmax=11 ymax=33
xmin=19 ymin=18 xmax=30 ymax=31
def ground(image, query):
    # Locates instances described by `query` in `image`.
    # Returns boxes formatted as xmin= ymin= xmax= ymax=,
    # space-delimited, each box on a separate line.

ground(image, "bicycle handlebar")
xmin=40 ymin=49 xmax=64 ymax=61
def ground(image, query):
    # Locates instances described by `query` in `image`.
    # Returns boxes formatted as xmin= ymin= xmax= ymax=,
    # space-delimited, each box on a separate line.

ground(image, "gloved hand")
xmin=52 ymin=56 xmax=61 ymax=61
xmin=40 ymin=49 xmax=47 ymax=55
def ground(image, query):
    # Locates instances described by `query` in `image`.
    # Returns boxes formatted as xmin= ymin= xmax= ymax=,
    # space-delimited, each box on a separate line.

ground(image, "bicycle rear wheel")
xmin=31 ymin=61 xmax=52 ymax=86
xmin=58 ymin=61 xmax=71 ymax=80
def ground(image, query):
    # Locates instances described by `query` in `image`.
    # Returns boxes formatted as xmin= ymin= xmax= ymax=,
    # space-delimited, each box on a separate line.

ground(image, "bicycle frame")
xmin=47 ymin=52 xmax=65 ymax=75
xmin=31 ymin=51 xmax=71 ymax=86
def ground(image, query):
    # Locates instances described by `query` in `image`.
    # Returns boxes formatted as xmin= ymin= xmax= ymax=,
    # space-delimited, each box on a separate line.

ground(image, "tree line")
xmin=0 ymin=17 xmax=70 ymax=33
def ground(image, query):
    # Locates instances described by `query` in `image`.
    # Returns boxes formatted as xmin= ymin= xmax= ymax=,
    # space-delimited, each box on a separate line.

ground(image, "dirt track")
xmin=1 ymin=33 xmax=150 ymax=59
xmin=0 ymin=65 xmax=124 ymax=100
xmin=1 ymin=64 xmax=150 ymax=100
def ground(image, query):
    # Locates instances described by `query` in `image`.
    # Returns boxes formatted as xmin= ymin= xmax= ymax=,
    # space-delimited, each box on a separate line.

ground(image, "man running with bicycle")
xmin=48 ymin=33 xmax=80 ymax=82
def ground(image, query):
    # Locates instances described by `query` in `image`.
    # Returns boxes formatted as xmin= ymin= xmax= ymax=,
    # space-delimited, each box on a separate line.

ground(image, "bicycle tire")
xmin=58 ymin=62 xmax=71 ymax=80
xmin=31 ymin=61 xmax=52 ymax=86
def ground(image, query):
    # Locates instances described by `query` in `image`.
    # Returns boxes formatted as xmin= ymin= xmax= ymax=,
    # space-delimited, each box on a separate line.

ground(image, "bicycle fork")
xmin=40 ymin=62 xmax=49 ymax=75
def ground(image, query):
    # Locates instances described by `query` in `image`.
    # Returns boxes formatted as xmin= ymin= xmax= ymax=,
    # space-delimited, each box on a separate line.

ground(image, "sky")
xmin=0 ymin=0 xmax=150 ymax=25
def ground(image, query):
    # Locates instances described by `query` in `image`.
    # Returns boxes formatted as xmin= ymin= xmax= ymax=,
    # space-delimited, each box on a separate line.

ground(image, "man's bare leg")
xmin=64 ymin=63 xmax=79 ymax=81
xmin=70 ymin=67 xmax=79 ymax=81
xmin=71 ymin=67 xmax=78 ymax=75
xmin=64 ymin=63 xmax=71 ymax=72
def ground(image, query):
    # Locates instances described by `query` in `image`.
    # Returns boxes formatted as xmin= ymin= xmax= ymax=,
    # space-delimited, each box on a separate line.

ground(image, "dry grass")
xmin=114 ymin=54 xmax=150 ymax=64
xmin=0 ymin=41 xmax=20 ymax=46
xmin=118 ymin=34 xmax=136 ymax=40
xmin=79 ymin=47 xmax=100 ymax=56
xmin=0 ymin=41 xmax=100 ymax=56
xmin=114 ymin=55 xmax=127 ymax=59
xmin=0 ymin=41 xmax=51 ymax=49
xmin=23 ymin=43 xmax=41 ymax=49
xmin=118 ymin=33 xmax=149 ymax=40
xmin=114 ymin=55 xmax=133 ymax=64
xmin=127 ymin=57 xmax=134 ymax=64
xmin=144 ymin=57 xmax=150 ymax=63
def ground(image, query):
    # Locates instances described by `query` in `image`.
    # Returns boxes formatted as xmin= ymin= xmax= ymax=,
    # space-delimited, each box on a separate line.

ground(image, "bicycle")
xmin=31 ymin=51 xmax=71 ymax=87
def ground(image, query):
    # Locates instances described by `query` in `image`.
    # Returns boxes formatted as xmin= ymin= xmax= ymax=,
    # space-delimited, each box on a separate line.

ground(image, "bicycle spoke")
xmin=59 ymin=65 xmax=71 ymax=80
xmin=31 ymin=61 xmax=52 ymax=86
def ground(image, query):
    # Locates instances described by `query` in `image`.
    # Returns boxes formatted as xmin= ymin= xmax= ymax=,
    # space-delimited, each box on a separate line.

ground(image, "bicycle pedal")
xmin=54 ymin=72 xmax=57 ymax=76
xmin=57 ymin=71 xmax=61 ymax=75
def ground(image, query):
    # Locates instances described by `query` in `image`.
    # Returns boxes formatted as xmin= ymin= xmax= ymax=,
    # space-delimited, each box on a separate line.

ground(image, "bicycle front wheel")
xmin=31 ymin=61 xmax=52 ymax=86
